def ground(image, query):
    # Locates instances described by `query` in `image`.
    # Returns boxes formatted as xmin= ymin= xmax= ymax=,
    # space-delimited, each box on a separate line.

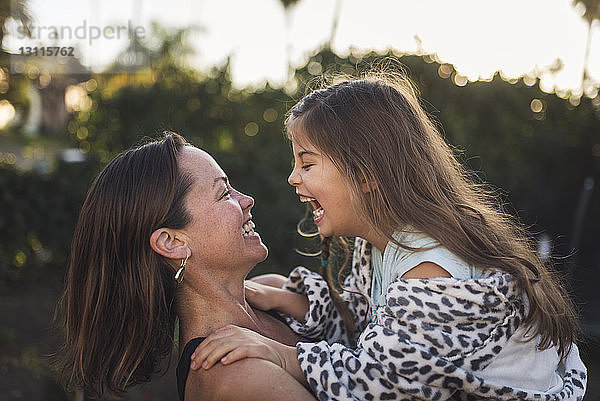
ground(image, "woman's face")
xmin=287 ymin=134 xmax=369 ymax=238
xmin=179 ymin=146 xmax=268 ymax=271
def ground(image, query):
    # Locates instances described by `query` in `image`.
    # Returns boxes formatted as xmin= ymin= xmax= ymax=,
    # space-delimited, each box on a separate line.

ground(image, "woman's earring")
xmin=174 ymin=254 xmax=189 ymax=284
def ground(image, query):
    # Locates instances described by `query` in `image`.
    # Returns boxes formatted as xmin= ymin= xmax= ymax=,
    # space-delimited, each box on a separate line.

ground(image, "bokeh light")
xmin=244 ymin=122 xmax=259 ymax=136
xmin=0 ymin=100 xmax=16 ymax=129
xmin=530 ymin=99 xmax=544 ymax=113
xmin=263 ymin=108 xmax=278 ymax=122
xmin=65 ymin=85 xmax=93 ymax=112
xmin=438 ymin=64 xmax=453 ymax=79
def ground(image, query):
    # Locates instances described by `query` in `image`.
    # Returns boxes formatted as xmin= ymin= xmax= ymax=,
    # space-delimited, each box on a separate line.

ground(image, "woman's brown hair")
xmin=286 ymin=75 xmax=579 ymax=358
xmin=54 ymin=132 xmax=193 ymax=397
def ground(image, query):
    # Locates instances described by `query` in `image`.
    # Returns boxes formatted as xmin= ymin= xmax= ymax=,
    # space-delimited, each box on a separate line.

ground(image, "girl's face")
xmin=179 ymin=147 xmax=268 ymax=272
xmin=288 ymin=135 xmax=369 ymax=238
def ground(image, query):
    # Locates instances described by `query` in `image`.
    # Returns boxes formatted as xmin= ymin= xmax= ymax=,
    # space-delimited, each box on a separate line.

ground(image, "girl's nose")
xmin=288 ymin=168 xmax=301 ymax=187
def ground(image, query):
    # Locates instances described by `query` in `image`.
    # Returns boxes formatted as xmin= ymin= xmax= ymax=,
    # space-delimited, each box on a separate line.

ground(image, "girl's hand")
xmin=190 ymin=325 xmax=291 ymax=371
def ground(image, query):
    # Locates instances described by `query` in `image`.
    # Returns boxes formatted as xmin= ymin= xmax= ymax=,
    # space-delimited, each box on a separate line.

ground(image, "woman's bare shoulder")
xmin=186 ymin=358 xmax=315 ymax=401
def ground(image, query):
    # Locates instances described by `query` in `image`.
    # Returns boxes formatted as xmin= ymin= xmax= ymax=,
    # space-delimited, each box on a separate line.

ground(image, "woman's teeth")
xmin=242 ymin=220 xmax=257 ymax=237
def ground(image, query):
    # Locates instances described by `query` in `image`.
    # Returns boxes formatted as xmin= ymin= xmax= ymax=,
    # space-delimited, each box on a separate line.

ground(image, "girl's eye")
xmin=301 ymin=164 xmax=314 ymax=170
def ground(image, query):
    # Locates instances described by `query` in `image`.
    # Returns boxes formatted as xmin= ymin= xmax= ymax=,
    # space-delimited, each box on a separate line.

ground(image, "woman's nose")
xmin=239 ymin=192 xmax=255 ymax=210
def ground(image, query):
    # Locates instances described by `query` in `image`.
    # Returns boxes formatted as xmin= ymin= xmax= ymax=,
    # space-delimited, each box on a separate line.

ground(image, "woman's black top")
xmin=176 ymin=337 xmax=206 ymax=401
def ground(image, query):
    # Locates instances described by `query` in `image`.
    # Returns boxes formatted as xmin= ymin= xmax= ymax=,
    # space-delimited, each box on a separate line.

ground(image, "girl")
xmin=190 ymin=77 xmax=587 ymax=400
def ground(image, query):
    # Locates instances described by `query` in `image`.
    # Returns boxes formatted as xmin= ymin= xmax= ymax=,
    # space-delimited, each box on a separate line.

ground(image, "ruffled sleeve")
xmin=279 ymin=238 xmax=372 ymax=346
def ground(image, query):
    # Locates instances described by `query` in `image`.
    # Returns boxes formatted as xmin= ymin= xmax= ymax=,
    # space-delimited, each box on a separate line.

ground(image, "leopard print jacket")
xmin=281 ymin=237 xmax=587 ymax=401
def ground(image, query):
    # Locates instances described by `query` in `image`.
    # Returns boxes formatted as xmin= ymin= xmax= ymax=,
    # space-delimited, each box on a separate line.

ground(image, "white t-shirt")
xmin=370 ymin=230 xmax=482 ymax=308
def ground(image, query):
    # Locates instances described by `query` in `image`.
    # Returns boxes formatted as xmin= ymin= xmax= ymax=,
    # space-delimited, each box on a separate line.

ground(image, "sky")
xmin=4 ymin=0 xmax=600 ymax=96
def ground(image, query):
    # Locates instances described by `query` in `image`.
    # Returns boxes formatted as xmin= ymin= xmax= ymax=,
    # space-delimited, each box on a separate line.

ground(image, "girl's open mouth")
xmin=299 ymin=196 xmax=324 ymax=223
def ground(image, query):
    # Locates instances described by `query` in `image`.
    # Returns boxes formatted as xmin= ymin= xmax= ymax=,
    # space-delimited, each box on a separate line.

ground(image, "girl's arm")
xmin=249 ymin=273 xmax=288 ymax=288
xmin=278 ymin=265 xmax=369 ymax=345
xmin=245 ymin=280 xmax=309 ymax=322
xmin=249 ymin=238 xmax=372 ymax=346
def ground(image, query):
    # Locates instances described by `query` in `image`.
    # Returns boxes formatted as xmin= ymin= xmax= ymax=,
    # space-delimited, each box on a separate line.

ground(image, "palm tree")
xmin=0 ymin=0 xmax=30 ymax=68
xmin=278 ymin=0 xmax=344 ymax=75
xmin=279 ymin=0 xmax=301 ymax=79
xmin=572 ymin=0 xmax=600 ymax=90
xmin=327 ymin=0 xmax=343 ymax=48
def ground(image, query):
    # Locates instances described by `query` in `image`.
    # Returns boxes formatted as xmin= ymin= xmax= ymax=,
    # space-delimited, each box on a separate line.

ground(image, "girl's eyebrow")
xmin=298 ymin=150 xmax=319 ymax=158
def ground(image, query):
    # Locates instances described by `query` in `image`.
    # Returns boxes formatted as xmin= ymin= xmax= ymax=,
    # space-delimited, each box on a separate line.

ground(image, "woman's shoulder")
xmin=185 ymin=358 xmax=315 ymax=401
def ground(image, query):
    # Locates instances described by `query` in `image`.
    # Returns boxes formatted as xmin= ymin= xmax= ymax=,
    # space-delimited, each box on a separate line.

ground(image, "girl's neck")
xmin=361 ymin=227 xmax=390 ymax=253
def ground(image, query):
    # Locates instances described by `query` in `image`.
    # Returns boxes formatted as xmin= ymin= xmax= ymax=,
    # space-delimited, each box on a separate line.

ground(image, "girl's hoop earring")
xmin=174 ymin=254 xmax=189 ymax=284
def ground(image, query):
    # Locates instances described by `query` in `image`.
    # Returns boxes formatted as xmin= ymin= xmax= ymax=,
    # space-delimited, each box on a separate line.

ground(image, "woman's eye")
xmin=301 ymin=164 xmax=314 ymax=170
xmin=220 ymin=190 xmax=231 ymax=200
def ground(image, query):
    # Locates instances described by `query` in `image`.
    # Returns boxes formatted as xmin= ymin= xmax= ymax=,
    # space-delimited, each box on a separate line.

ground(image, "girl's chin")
xmin=316 ymin=226 xmax=333 ymax=238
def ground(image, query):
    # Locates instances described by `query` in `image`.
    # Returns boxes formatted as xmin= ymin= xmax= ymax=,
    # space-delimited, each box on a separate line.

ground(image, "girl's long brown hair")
xmin=286 ymin=75 xmax=579 ymax=358
xmin=54 ymin=132 xmax=193 ymax=398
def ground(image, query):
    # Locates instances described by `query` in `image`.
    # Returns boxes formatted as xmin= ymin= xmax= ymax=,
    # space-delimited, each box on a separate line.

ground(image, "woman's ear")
xmin=150 ymin=228 xmax=189 ymax=260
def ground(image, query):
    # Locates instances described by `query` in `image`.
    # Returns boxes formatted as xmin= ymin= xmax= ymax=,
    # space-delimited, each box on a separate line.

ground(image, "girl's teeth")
xmin=299 ymin=196 xmax=316 ymax=203
xmin=313 ymin=208 xmax=324 ymax=218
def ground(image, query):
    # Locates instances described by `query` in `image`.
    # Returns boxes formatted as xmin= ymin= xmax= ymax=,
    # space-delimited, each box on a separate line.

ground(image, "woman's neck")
xmin=176 ymin=274 xmax=263 ymax=346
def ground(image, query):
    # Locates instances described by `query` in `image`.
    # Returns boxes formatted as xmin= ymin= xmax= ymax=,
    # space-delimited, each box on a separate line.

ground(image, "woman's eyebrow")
xmin=212 ymin=176 xmax=228 ymax=188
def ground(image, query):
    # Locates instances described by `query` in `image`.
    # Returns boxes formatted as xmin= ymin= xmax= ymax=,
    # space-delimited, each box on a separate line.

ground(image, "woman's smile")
xmin=242 ymin=219 xmax=257 ymax=237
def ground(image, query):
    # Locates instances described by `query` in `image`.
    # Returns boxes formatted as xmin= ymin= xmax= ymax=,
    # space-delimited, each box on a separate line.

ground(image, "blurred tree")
xmin=0 ymin=155 xmax=102 ymax=282
xmin=572 ymin=0 xmax=600 ymax=90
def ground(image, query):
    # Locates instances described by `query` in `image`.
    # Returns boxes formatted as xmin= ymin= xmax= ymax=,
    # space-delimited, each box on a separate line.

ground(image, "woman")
xmin=55 ymin=132 xmax=316 ymax=400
